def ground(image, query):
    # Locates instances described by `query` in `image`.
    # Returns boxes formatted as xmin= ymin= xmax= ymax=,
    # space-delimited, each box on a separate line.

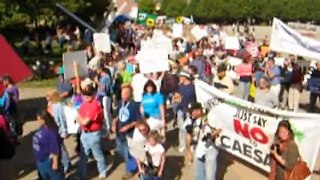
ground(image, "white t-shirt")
xmin=131 ymin=73 xmax=148 ymax=102
xmin=144 ymin=143 xmax=165 ymax=167
xmin=129 ymin=128 xmax=148 ymax=160
xmin=195 ymin=125 xmax=212 ymax=159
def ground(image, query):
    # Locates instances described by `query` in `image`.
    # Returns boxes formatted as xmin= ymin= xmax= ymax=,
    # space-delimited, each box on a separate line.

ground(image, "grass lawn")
xmin=17 ymin=78 xmax=58 ymax=88
xmin=13 ymin=39 xmax=84 ymax=89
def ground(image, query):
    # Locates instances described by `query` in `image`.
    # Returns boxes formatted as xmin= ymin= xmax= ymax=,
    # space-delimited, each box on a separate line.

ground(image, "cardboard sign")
xmin=140 ymin=38 xmax=153 ymax=51
xmin=152 ymin=34 xmax=172 ymax=54
xmin=274 ymin=57 xmax=286 ymax=67
xmin=191 ymin=26 xmax=208 ymax=41
xmin=63 ymin=51 xmax=88 ymax=80
xmin=64 ymin=106 xmax=80 ymax=134
xmin=228 ymin=56 xmax=243 ymax=66
xmin=136 ymin=48 xmax=169 ymax=74
xmin=0 ymin=35 xmax=32 ymax=82
xmin=225 ymin=36 xmax=240 ymax=50
xmin=172 ymin=23 xmax=183 ymax=38
xmin=93 ymin=33 xmax=111 ymax=53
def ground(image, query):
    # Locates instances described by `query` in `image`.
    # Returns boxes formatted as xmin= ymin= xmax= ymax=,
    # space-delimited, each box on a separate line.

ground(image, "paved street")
xmin=12 ymin=87 xmax=320 ymax=180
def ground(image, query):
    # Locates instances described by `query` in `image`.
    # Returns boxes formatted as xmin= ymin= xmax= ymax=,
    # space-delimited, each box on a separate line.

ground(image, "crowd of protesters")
xmin=0 ymin=19 xmax=319 ymax=180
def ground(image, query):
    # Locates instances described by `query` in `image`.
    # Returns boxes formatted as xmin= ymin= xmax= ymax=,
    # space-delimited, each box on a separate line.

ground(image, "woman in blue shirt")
xmin=141 ymin=80 xmax=166 ymax=135
xmin=33 ymin=110 xmax=64 ymax=180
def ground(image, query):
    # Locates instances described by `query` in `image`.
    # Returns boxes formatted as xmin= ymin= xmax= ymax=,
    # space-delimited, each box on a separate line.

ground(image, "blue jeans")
xmin=60 ymin=143 xmax=70 ymax=173
xmin=177 ymin=110 xmax=186 ymax=150
xmin=140 ymin=174 xmax=160 ymax=180
xmin=77 ymin=131 xmax=107 ymax=179
xmin=195 ymin=147 xmax=219 ymax=180
xmin=37 ymin=158 xmax=64 ymax=180
xmin=238 ymin=81 xmax=250 ymax=100
xmin=116 ymin=136 xmax=131 ymax=173
xmin=102 ymin=96 xmax=111 ymax=129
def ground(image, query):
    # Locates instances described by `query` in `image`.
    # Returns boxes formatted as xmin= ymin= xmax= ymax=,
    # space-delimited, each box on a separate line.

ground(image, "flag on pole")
xmin=270 ymin=18 xmax=320 ymax=59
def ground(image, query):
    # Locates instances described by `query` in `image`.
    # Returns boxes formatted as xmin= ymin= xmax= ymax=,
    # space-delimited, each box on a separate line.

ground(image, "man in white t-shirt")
xmin=131 ymin=67 xmax=148 ymax=103
xmin=184 ymin=102 xmax=222 ymax=180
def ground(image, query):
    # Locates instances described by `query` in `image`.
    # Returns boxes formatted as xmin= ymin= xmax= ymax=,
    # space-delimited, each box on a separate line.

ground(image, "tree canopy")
xmin=0 ymin=0 xmax=111 ymax=27
xmin=159 ymin=0 xmax=320 ymax=23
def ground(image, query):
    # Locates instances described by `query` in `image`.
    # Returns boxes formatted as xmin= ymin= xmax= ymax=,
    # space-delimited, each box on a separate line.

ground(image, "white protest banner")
xmin=191 ymin=25 xmax=208 ymax=41
xmin=172 ymin=23 xmax=183 ymax=38
xmin=63 ymin=51 xmax=88 ymax=80
xmin=225 ymin=36 xmax=240 ymax=50
xmin=64 ymin=106 xmax=79 ymax=134
xmin=136 ymin=48 xmax=169 ymax=74
xmin=270 ymin=18 xmax=320 ymax=59
xmin=93 ymin=33 xmax=111 ymax=53
xmin=195 ymin=79 xmax=320 ymax=174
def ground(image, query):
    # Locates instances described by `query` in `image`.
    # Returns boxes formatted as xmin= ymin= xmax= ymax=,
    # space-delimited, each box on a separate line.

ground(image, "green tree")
xmin=161 ymin=0 xmax=188 ymax=17
xmin=138 ymin=0 xmax=156 ymax=13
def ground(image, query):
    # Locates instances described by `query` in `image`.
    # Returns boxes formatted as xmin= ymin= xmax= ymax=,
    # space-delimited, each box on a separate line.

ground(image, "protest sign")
xmin=274 ymin=57 xmax=285 ymax=67
xmin=172 ymin=23 xmax=183 ymax=38
xmin=228 ymin=57 xmax=242 ymax=66
xmin=140 ymin=38 xmax=153 ymax=51
xmin=93 ymin=33 xmax=111 ymax=53
xmin=0 ymin=35 xmax=32 ymax=82
xmin=246 ymin=41 xmax=259 ymax=58
xmin=136 ymin=48 xmax=169 ymax=74
xmin=64 ymin=106 xmax=79 ymax=134
xmin=137 ymin=11 xmax=157 ymax=27
xmin=195 ymin=79 xmax=320 ymax=173
xmin=191 ymin=25 xmax=208 ymax=41
xmin=152 ymin=32 xmax=172 ymax=54
xmin=63 ymin=51 xmax=88 ymax=80
xmin=225 ymin=36 xmax=240 ymax=50
xmin=270 ymin=18 xmax=320 ymax=59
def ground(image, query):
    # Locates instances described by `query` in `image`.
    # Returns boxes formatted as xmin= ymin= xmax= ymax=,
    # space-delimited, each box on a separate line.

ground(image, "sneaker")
xmin=178 ymin=147 xmax=185 ymax=153
xmin=98 ymin=173 xmax=107 ymax=179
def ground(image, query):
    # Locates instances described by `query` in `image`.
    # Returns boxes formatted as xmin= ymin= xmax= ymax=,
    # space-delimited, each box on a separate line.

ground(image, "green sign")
xmin=137 ymin=11 xmax=157 ymax=27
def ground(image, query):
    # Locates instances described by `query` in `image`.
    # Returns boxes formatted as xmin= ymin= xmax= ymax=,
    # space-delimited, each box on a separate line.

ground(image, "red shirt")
xmin=79 ymin=99 xmax=103 ymax=131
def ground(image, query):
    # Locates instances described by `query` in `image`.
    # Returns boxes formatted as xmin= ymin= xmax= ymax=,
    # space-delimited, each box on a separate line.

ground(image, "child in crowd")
xmin=138 ymin=131 xmax=165 ymax=180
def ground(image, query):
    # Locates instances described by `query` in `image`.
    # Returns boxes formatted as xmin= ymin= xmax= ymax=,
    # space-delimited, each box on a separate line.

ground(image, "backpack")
xmin=160 ymin=72 xmax=179 ymax=95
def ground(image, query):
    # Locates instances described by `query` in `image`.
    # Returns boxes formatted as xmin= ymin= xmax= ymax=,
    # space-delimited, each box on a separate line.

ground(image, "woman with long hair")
xmin=33 ymin=110 xmax=64 ymax=180
xmin=46 ymin=89 xmax=71 ymax=174
xmin=269 ymin=120 xmax=300 ymax=180
xmin=141 ymin=80 xmax=166 ymax=140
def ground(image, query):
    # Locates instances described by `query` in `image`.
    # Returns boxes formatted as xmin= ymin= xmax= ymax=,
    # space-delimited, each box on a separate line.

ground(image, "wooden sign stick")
xmin=73 ymin=60 xmax=81 ymax=93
